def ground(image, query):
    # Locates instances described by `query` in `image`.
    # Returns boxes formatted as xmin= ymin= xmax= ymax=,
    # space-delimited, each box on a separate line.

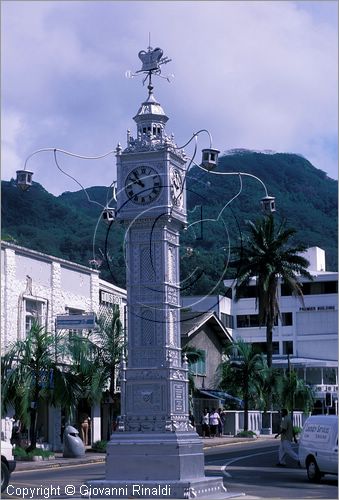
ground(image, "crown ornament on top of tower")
xmin=126 ymin=41 xmax=173 ymax=88
xmin=137 ymin=46 xmax=171 ymax=76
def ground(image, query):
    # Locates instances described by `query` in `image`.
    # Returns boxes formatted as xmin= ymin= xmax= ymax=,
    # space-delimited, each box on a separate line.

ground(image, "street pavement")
xmin=15 ymin=435 xmax=276 ymax=472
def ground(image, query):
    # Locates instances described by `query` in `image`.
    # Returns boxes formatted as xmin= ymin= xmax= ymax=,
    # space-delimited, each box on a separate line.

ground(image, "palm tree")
xmin=57 ymin=305 xmax=124 ymax=439
xmin=218 ymin=339 xmax=262 ymax=431
xmin=93 ymin=305 xmax=125 ymax=401
xmin=233 ymin=215 xmax=312 ymax=370
xmin=277 ymin=369 xmax=314 ymax=418
xmin=253 ymin=356 xmax=281 ymax=412
xmin=1 ymin=322 xmax=78 ymax=451
xmin=92 ymin=304 xmax=126 ymax=435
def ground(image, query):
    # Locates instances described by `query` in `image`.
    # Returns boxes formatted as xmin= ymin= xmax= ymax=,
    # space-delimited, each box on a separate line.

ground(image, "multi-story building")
xmin=1 ymin=241 xmax=127 ymax=449
xmin=182 ymin=247 xmax=338 ymax=414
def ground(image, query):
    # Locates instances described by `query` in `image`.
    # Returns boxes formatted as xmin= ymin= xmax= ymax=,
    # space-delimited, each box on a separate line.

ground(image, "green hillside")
xmin=2 ymin=150 xmax=337 ymax=294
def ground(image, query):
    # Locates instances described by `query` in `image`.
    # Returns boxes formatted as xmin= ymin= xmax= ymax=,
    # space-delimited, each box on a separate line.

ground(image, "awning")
xmin=198 ymin=390 xmax=244 ymax=407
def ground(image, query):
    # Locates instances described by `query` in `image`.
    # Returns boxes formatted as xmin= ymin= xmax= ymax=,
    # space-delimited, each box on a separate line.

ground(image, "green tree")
xmin=92 ymin=305 xmax=126 ymax=434
xmin=252 ymin=357 xmax=281 ymax=412
xmin=65 ymin=305 xmax=125 ymax=438
xmin=218 ymin=339 xmax=262 ymax=431
xmin=233 ymin=215 xmax=312 ymax=370
xmin=277 ymin=369 xmax=314 ymax=417
xmin=1 ymin=322 xmax=78 ymax=451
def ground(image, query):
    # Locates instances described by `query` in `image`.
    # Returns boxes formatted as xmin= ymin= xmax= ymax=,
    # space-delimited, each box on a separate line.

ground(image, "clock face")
xmin=125 ymin=166 xmax=162 ymax=205
xmin=170 ymin=167 xmax=184 ymax=207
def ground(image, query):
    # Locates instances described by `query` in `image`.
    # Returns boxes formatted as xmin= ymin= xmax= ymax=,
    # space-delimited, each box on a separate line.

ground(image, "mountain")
xmin=2 ymin=150 xmax=337 ymax=294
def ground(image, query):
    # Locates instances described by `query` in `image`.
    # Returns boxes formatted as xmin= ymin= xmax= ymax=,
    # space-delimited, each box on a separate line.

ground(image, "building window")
xmin=282 ymin=341 xmax=293 ymax=355
xmin=221 ymin=313 xmax=234 ymax=329
xmin=281 ymin=312 xmax=293 ymax=326
xmin=237 ymin=314 xmax=278 ymax=328
xmin=237 ymin=314 xmax=259 ymax=328
xmin=189 ymin=351 xmax=206 ymax=376
xmin=236 ymin=286 xmax=257 ymax=299
xmin=323 ymin=368 xmax=337 ymax=385
xmin=25 ymin=299 xmax=45 ymax=334
xmin=65 ymin=307 xmax=84 ymax=337
xmin=281 ymin=281 xmax=338 ymax=296
xmin=236 ymin=314 xmax=279 ymax=328
xmin=252 ymin=342 xmax=279 ymax=355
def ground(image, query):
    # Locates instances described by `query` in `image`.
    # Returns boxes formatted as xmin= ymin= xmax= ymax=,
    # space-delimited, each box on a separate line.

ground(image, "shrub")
xmin=293 ymin=426 xmax=302 ymax=436
xmin=236 ymin=430 xmax=257 ymax=438
xmin=13 ymin=447 xmax=27 ymax=458
xmin=27 ymin=449 xmax=54 ymax=458
xmin=92 ymin=440 xmax=107 ymax=452
xmin=13 ymin=447 xmax=54 ymax=459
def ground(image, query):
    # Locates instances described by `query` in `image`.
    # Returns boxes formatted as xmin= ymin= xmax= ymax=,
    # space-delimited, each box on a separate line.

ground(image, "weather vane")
xmin=125 ymin=34 xmax=173 ymax=86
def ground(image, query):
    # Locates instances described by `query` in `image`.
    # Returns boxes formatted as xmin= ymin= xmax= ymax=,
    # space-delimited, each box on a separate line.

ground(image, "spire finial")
xmin=147 ymin=80 xmax=154 ymax=96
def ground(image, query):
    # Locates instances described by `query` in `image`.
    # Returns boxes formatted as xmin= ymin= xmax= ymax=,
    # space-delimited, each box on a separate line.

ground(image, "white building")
xmin=182 ymin=247 xmax=338 ymax=413
xmin=1 ymin=241 xmax=127 ymax=449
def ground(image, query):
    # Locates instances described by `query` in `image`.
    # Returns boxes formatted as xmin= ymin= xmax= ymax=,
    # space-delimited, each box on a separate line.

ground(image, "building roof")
xmin=133 ymin=91 xmax=168 ymax=122
xmin=1 ymin=241 xmax=99 ymax=274
xmin=180 ymin=310 xmax=232 ymax=345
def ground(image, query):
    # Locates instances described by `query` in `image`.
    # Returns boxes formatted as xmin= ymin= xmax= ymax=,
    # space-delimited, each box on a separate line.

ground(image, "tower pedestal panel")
xmin=106 ymin=432 xmax=204 ymax=480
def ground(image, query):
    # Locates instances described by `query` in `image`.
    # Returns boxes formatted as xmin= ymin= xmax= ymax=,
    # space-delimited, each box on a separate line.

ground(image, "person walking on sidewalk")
xmin=209 ymin=409 xmax=221 ymax=438
xmin=201 ymin=408 xmax=210 ymax=438
xmin=275 ymin=408 xmax=299 ymax=466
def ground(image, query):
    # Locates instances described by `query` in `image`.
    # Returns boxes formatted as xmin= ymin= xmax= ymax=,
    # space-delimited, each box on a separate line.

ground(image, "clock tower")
xmin=88 ymin=45 xmax=230 ymax=499
xmin=115 ymin=76 xmax=190 ymax=434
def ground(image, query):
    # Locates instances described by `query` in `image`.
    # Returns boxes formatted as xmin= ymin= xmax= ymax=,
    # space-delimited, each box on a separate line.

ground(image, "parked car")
xmin=1 ymin=440 xmax=16 ymax=492
xmin=299 ymin=415 xmax=338 ymax=482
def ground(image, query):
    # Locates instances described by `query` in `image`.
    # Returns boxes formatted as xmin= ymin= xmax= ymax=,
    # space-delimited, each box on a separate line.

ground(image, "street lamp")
xmin=15 ymin=169 xmax=34 ymax=191
xmin=200 ymin=148 xmax=220 ymax=170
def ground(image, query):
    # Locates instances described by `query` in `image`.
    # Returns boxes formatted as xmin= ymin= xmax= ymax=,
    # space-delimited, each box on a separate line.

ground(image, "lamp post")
xmin=17 ymin=43 xmax=276 ymax=499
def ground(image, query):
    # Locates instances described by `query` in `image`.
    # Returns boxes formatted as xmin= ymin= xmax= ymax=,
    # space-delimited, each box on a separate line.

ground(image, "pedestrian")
xmin=80 ymin=412 xmax=90 ymax=446
xmin=201 ymin=408 xmax=210 ymax=438
xmin=209 ymin=408 xmax=221 ymax=438
xmin=189 ymin=412 xmax=195 ymax=428
xmin=10 ymin=415 xmax=21 ymax=447
xmin=217 ymin=408 xmax=225 ymax=437
xmin=275 ymin=408 xmax=299 ymax=466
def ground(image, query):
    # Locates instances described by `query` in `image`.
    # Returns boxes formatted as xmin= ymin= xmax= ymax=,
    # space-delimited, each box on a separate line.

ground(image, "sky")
xmin=1 ymin=0 xmax=338 ymax=196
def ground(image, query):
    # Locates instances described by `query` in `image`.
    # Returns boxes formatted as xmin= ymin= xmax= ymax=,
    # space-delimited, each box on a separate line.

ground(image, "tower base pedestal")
xmin=85 ymin=478 xmax=232 ymax=499
xmin=86 ymin=432 xmax=240 ymax=499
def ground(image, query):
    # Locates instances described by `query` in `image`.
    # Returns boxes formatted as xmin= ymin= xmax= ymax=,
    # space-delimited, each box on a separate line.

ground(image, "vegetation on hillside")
xmin=2 ymin=151 xmax=337 ymax=294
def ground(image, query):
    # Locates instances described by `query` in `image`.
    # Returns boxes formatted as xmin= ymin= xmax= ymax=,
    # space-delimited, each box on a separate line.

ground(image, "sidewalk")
xmin=15 ymin=435 xmax=276 ymax=472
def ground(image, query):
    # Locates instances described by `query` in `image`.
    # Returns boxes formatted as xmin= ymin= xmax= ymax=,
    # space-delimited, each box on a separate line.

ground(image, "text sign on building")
xmin=56 ymin=313 xmax=96 ymax=330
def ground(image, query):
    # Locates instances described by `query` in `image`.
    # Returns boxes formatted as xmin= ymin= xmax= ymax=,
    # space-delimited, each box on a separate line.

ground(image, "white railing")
xmin=192 ymin=406 xmax=307 ymax=436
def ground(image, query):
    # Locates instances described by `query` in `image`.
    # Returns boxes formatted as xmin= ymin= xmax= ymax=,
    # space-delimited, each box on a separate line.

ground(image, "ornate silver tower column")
xmin=87 ymin=45 xmax=232 ymax=499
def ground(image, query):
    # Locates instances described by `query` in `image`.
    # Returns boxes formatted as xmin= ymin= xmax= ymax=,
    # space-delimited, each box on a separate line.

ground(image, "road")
xmin=205 ymin=440 xmax=338 ymax=498
xmin=4 ymin=441 xmax=338 ymax=499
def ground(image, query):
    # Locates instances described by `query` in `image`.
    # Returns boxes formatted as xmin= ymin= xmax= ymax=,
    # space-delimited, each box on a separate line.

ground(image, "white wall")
xmin=1 ymin=244 xmax=100 ymax=347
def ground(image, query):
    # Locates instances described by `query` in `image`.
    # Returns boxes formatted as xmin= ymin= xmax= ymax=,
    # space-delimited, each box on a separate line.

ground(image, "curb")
xmin=14 ymin=455 xmax=106 ymax=472
xmin=15 ymin=436 xmax=276 ymax=472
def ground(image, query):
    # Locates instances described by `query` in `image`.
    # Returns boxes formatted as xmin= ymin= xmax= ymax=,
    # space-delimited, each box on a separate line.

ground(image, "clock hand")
xmin=131 ymin=175 xmax=145 ymax=188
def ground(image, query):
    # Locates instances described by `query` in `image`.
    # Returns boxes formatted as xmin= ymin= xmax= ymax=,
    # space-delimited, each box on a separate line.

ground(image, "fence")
xmin=192 ymin=400 xmax=307 ymax=436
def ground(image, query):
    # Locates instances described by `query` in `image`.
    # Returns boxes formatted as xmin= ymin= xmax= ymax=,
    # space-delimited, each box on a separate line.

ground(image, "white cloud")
xmin=1 ymin=110 xmax=28 ymax=180
xmin=1 ymin=1 xmax=337 ymax=194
